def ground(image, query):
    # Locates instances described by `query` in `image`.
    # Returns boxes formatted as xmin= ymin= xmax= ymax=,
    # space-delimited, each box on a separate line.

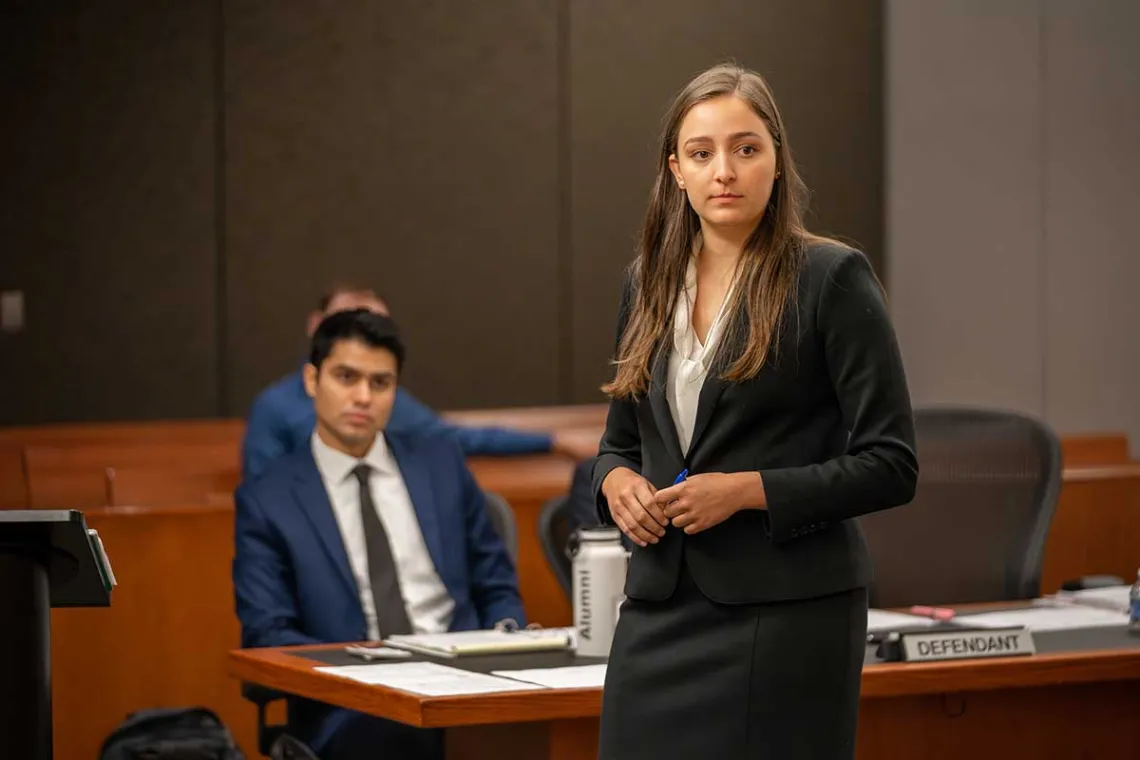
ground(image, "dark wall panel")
xmin=1 ymin=1 xmax=879 ymax=423
xmin=568 ymin=0 xmax=883 ymax=401
xmin=0 ymin=2 xmax=219 ymax=424
xmin=224 ymin=1 xmax=561 ymax=415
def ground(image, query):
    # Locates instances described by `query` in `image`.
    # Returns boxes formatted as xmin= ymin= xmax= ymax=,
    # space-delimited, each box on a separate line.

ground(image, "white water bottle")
xmin=570 ymin=527 xmax=628 ymax=657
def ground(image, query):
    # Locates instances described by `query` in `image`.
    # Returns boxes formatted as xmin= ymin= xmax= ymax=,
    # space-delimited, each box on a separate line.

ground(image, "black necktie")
xmin=352 ymin=464 xmax=413 ymax=637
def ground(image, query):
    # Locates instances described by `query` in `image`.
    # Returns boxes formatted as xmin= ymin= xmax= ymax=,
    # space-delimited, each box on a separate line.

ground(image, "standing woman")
xmin=593 ymin=63 xmax=918 ymax=759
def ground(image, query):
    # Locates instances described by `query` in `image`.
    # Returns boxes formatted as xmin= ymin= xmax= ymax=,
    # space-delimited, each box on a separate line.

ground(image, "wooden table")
xmin=229 ymin=621 xmax=1140 ymax=760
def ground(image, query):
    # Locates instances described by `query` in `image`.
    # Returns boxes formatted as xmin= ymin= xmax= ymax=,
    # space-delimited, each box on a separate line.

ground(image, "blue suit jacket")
xmin=241 ymin=370 xmax=553 ymax=482
xmin=232 ymin=430 xmax=526 ymax=750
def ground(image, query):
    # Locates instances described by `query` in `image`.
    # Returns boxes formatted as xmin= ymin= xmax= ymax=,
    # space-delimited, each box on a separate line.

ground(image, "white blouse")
xmin=666 ymin=252 xmax=737 ymax=455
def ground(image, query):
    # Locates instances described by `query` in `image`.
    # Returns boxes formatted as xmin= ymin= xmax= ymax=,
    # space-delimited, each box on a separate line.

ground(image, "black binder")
xmin=0 ymin=510 xmax=113 ymax=760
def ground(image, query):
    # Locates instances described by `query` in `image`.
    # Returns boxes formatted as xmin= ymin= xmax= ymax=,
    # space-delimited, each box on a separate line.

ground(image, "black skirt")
xmin=598 ymin=563 xmax=868 ymax=760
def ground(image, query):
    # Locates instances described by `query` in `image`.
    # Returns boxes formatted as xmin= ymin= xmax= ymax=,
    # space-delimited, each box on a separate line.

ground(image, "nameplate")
xmin=898 ymin=627 xmax=1035 ymax=662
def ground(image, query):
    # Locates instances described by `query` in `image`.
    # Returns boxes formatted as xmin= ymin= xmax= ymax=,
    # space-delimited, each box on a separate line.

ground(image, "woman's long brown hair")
xmin=603 ymin=63 xmax=825 ymax=400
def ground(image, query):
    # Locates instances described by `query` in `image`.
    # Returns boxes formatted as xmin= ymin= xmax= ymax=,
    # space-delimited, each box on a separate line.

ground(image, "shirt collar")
xmin=310 ymin=429 xmax=395 ymax=484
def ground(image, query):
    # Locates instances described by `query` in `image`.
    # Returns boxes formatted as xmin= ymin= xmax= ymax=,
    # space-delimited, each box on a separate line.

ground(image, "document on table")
xmin=314 ymin=662 xmax=545 ymax=696
xmin=955 ymin=605 xmax=1129 ymax=632
xmin=383 ymin=627 xmax=573 ymax=657
xmin=491 ymin=664 xmax=608 ymax=689
xmin=866 ymin=609 xmax=938 ymax=632
xmin=1054 ymin=585 xmax=1131 ymax=614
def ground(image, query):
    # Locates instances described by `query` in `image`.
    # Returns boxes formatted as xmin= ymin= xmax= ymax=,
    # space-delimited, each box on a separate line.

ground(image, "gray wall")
xmin=0 ymin=0 xmax=883 ymax=424
xmin=887 ymin=0 xmax=1140 ymax=453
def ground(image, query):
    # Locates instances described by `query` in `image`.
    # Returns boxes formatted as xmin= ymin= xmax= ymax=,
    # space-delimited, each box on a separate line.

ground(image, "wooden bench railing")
xmin=106 ymin=466 xmax=239 ymax=507
xmin=1060 ymin=432 xmax=1133 ymax=467
xmin=1042 ymin=462 xmax=1140 ymax=590
xmin=20 ymin=441 xmax=240 ymax=509
xmin=441 ymin=403 xmax=607 ymax=431
xmin=0 ymin=418 xmax=246 ymax=447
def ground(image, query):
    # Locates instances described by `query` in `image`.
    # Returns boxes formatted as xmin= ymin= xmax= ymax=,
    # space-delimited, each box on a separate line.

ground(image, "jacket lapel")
xmin=386 ymin=435 xmax=445 ymax=575
xmin=292 ymin=451 xmax=358 ymax=597
xmin=686 ymin=374 xmax=728 ymax=457
xmin=648 ymin=347 xmax=687 ymax=468
xmin=686 ymin=305 xmax=748 ymax=456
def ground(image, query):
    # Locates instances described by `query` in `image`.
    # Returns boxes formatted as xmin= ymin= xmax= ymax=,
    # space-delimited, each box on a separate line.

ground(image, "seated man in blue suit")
xmin=233 ymin=309 xmax=525 ymax=760
xmin=241 ymin=284 xmax=598 ymax=482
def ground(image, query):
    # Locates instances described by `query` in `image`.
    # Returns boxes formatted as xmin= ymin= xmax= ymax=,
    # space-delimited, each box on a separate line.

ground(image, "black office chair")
xmin=482 ymin=490 xmax=518 ymax=564
xmin=859 ymin=405 xmax=1062 ymax=608
xmin=537 ymin=494 xmax=576 ymax=598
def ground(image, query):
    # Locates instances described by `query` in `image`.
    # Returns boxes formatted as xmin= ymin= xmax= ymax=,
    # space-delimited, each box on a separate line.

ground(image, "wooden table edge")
xmin=860 ymin=645 xmax=1140 ymax=697
xmin=230 ymin=641 xmax=1140 ymax=726
xmin=227 ymin=647 xmax=602 ymax=728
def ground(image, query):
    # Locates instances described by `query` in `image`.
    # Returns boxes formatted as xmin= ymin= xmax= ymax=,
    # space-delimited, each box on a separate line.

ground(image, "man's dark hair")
xmin=309 ymin=309 xmax=406 ymax=371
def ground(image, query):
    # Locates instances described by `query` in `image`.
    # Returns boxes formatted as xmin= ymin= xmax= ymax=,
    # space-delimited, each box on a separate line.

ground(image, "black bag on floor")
xmin=99 ymin=707 xmax=246 ymax=760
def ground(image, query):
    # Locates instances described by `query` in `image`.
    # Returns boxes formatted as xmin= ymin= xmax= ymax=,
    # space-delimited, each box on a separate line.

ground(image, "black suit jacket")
xmin=593 ymin=241 xmax=918 ymax=605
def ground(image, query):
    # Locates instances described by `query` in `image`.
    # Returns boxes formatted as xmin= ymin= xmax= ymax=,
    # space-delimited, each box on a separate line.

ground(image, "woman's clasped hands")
xmin=602 ymin=468 xmax=766 ymax=546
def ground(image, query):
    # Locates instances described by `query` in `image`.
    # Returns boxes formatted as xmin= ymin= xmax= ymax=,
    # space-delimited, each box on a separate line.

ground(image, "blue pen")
xmin=657 ymin=469 xmax=688 ymax=535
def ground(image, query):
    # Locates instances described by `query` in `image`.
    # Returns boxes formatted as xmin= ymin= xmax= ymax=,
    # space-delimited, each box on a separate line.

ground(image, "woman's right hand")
xmin=601 ymin=467 xmax=669 ymax=547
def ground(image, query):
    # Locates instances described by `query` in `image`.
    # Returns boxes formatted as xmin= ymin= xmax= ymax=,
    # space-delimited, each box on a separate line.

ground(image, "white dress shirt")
xmin=311 ymin=432 xmax=455 ymax=640
xmin=667 ymin=251 xmax=737 ymax=455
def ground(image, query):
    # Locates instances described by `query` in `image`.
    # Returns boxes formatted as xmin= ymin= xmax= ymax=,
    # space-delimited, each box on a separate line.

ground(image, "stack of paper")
xmin=384 ymin=627 xmax=573 ymax=658
xmin=314 ymin=662 xmax=545 ymax=696
xmin=866 ymin=609 xmax=938 ymax=633
xmin=491 ymin=664 xmax=607 ymax=689
xmin=1054 ymin=585 xmax=1131 ymax=614
xmin=955 ymin=605 xmax=1128 ymax=632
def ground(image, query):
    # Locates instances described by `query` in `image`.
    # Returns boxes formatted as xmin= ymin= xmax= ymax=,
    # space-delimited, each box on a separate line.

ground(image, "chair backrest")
xmin=859 ymin=405 xmax=1062 ymax=608
xmin=481 ymin=491 xmax=518 ymax=563
xmin=537 ymin=495 xmax=576 ymax=598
